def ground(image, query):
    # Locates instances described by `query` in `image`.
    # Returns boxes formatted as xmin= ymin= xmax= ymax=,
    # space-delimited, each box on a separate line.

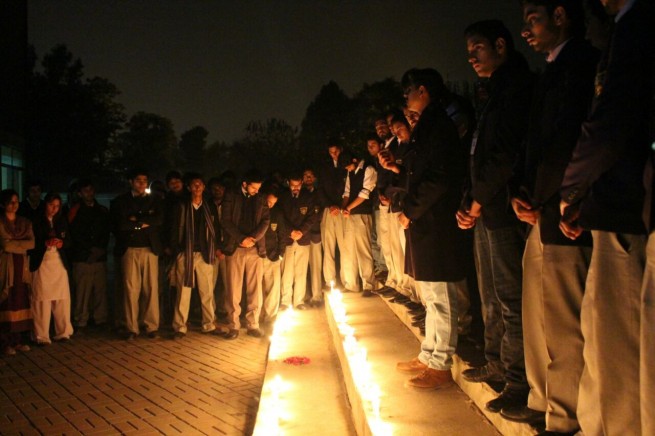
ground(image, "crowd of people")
xmin=1 ymin=0 xmax=653 ymax=435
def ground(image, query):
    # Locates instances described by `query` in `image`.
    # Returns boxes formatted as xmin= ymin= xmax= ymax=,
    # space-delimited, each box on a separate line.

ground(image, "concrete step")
xmin=325 ymin=289 xmax=499 ymax=436
xmin=253 ymin=307 xmax=356 ymax=435
xmin=378 ymin=293 xmax=538 ymax=436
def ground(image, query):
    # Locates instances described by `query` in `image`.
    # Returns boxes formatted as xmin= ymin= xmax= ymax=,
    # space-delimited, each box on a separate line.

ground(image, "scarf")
xmin=182 ymin=201 xmax=216 ymax=287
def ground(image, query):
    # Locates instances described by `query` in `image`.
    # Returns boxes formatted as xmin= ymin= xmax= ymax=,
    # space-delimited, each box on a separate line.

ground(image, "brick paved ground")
xmin=0 ymin=327 xmax=269 ymax=435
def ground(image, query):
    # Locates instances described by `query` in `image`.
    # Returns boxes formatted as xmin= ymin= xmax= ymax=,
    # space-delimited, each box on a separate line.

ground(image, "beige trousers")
xmin=122 ymin=247 xmax=159 ymax=334
xmin=173 ymin=252 xmax=217 ymax=333
xmin=281 ymin=242 xmax=310 ymax=307
xmin=321 ymin=209 xmax=346 ymax=285
xmin=225 ymin=247 xmax=262 ymax=330
xmin=389 ymin=211 xmax=417 ymax=300
xmin=641 ymin=232 xmax=655 ymax=436
xmin=261 ymin=257 xmax=281 ymax=323
xmin=32 ymin=299 xmax=74 ymax=343
xmin=308 ymin=241 xmax=323 ymax=301
xmin=377 ymin=205 xmax=398 ymax=288
xmin=73 ymin=262 xmax=108 ymax=327
xmin=578 ymin=231 xmax=645 ymax=436
xmin=342 ymin=214 xmax=376 ymax=291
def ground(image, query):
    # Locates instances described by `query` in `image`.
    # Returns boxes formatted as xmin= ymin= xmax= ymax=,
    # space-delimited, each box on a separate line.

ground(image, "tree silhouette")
xmin=179 ymin=125 xmax=208 ymax=171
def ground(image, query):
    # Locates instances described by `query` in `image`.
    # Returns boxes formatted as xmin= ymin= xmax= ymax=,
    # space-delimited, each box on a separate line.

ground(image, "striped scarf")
xmin=183 ymin=201 xmax=216 ymax=287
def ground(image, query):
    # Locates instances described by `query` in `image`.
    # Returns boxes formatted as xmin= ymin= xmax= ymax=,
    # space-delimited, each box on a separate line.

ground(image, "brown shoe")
xmin=405 ymin=368 xmax=453 ymax=389
xmin=396 ymin=357 xmax=428 ymax=373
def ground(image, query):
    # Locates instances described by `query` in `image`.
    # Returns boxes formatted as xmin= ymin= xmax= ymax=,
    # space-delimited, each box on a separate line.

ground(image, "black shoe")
xmin=172 ymin=331 xmax=186 ymax=340
xmin=500 ymin=405 xmax=545 ymax=424
xmin=409 ymin=307 xmax=426 ymax=316
xmin=124 ymin=332 xmax=137 ymax=341
xmin=53 ymin=336 xmax=70 ymax=343
xmin=535 ymin=431 xmax=577 ymax=436
xmin=375 ymin=286 xmax=396 ymax=296
xmin=247 ymin=328 xmax=263 ymax=338
xmin=391 ymin=295 xmax=411 ymax=304
xmin=362 ymin=290 xmax=374 ymax=298
xmin=296 ymin=304 xmax=309 ymax=310
xmin=486 ymin=387 xmax=529 ymax=413
xmin=404 ymin=301 xmax=423 ymax=310
xmin=419 ymin=326 xmax=425 ymax=336
xmin=411 ymin=319 xmax=425 ymax=327
xmin=411 ymin=312 xmax=426 ymax=322
xmin=462 ymin=364 xmax=504 ymax=383
xmin=310 ymin=300 xmax=325 ymax=308
xmin=223 ymin=329 xmax=239 ymax=340
xmin=147 ymin=331 xmax=161 ymax=339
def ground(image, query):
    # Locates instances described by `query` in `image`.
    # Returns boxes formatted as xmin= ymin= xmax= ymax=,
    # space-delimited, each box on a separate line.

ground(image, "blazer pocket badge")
xmin=271 ymin=223 xmax=278 ymax=231
xmin=300 ymin=207 xmax=308 ymax=215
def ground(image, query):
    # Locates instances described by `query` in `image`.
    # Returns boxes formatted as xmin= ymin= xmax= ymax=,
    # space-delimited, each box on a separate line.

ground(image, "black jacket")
xmin=518 ymin=38 xmax=599 ymax=246
xmin=264 ymin=205 xmax=287 ymax=260
xmin=466 ymin=53 xmax=535 ymax=230
xmin=169 ymin=200 xmax=221 ymax=264
xmin=317 ymin=159 xmax=347 ymax=208
xmin=279 ymin=188 xmax=319 ymax=246
xmin=220 ymin=188 xmax=270 ymax=257
xmin=110 ymin=191 xmax=163 ymax=256
xmin=561 ymin=0 xmax=655 ymax=235
xmin=30 ymin=214 xmax=71 ymax=272
xmin=68 ymin=200 xmax=111 ymax=263
xmin=400 ymin=102 xmax=469 ymax=282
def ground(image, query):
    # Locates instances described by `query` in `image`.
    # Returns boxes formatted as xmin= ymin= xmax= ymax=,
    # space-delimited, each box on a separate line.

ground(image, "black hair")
xmin=165 ymin=170 xmax=182 ymax=183
xmin=288 ymin=171 xmax=304 ymax=182
xmin=127 ymin=168 xmax=149 ymax=180
xmin=43 ymin=192 xmax=62 ymax=206
xmin=243 ymin=168 xmax=265 ymax=185
xmin=366 ymin=133 xmax=383 ymax=144
xmin=464 ymin=19 xmax=516 ymax=52
xmin=401 ymin=68 xmax=448 ymax=100
xmin=339 ymin=151 xmax=358 ymax=169
xmin=77 ymin=178 xmax=94 ymax=190
xmin=520 ymin=0 xmax=586 ymax=37
xmin=0 ymin=189 xmax=19 ymax=208
xmin=24 ymin=179 xmax=43 ymax=191
xmin=325 ymin=137 xmax=342 ymax=149
xmin=183 ymin=172 xmax=204 ymax=186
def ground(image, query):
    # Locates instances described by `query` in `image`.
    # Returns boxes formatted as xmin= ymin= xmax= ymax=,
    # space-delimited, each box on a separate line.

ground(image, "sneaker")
xmin=462 ymin=364 xmax=504 ymax=383
xmin=486 ymin=387 xmax=529 ymax=413
xmin=14 ymin=344 xmax=31 ymax=352
xmin=396 ymin=357 xmax=428 ymax=373
xmin=405 ymin=368 xmax=453 ymax=389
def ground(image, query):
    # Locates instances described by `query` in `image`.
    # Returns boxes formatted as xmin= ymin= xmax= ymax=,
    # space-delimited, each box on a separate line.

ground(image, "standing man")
xmin=112 ymin=169 xmax=163 ymax=340
xmin=388 ymin=68 xmax=469 ymax=389
xmin=221 ymin=169 xmax=269 ymax=339
xmin=280 ymin=172 xmax=318 ymax=310
xmin=559 ymin=0 xmax=654 ymax=434
xmin=170 ymin=173 xmax=220 ymax=339
xmin=68 ymin=179 xmax=111 ymax=331
xmin=18 ymin=179 xmax=45 ymax=223
xmin=341 ymin=152 xmax=378 ymax=296
xmin=208 ymin=175 xmax=228 ymax=320
xmin=457 ymin=20 xmax=534 ymax=412
xmin=502 ymin=1 xmax=599 ymax=433
xmin=261 ymin=186 xmax=286 ymax=324
xmin=318 ymin=141 xmax=348 ymax=289
xmin=302 ymin=168 xmax=324 ymax=306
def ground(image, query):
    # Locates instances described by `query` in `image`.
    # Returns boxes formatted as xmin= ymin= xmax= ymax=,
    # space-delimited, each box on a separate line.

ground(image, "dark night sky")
xmin=28 ymin=0 xmax=542 ymax=143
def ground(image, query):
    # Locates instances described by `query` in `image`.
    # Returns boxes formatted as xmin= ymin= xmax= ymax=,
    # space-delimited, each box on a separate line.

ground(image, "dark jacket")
xmin=279 ymin=188 xmax=319 ymax=246
xmin=400 ymin=102 xmax=469 ymax=282
xmin=317 ymin=159 xmax=347 ymax=208
xmin=30 ymin=213 xmax=71 ymax=272
xmin=561 ymin=0 xmax=655 ymax=235
xmin=264 ymin=205 xmax=287 ymax=260
xmin=220 ymin=188 xmax=270 ymax=257
xmin=17 ymin=199 xmax=44 ymax=224
xmin=110 ymin=191 xmax=163 ymax=256
xmin=68 ymin=200 xmax=111 ymax=263
xmin=169 ymin=200 xmax=221 ymax=264
xmin=466 ymin=53 xmax=535 ymax=230
xmin=304 ymin=187 xmax=322 ymax=243
xmin=518 ymin=37 xmax=599 ymax=246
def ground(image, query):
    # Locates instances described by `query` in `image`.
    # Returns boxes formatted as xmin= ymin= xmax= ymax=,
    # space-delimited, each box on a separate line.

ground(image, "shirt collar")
xmin=546 ymin=38 xmax=571 ymax=63
xmin=616 ymin=0 xmax=636 ymax=22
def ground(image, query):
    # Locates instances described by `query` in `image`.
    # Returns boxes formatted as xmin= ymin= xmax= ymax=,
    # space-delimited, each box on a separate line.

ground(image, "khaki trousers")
xmin=321 ymin=209 xmax=346 ymax=285
xmin=641 ymin=232 xmax=655 ymax=436
xmin=261 ymin=257 xmax=281 ymax=323
xmin=342 ymin=214 xmax=376 ymax=292
xmin=389 ymin=211 xmax=417 ymax=300
xmin=225 ymin=247 xmax=262 ymax=330
xmin=212 ymin=257 xmax=228 ymax=315
xmin=308 ymin=241 xmax=323 ymax=302
xmin=122 ymin=247 xmax=159 ymax=334
xmin=578 ymin=231 xmax=645 ymax=436
xmin=377 ymin=205 xmax=398 ymax=288
xmin=32 ymin=299 xmax=74 ymax=343
xmin=73 ymin=262 xmax=108 ymax=327
xmin=173 ymin=252 xmax=217 ymax=333
xmin=281 ymin=242 xmax=310 ymax=307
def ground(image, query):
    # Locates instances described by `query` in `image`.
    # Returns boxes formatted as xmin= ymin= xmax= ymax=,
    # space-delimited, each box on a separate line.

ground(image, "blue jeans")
xmin=474 ymin=218 xmax=527 ymax=388
xmin=417 ymin=280 xmax=459 ymax=370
